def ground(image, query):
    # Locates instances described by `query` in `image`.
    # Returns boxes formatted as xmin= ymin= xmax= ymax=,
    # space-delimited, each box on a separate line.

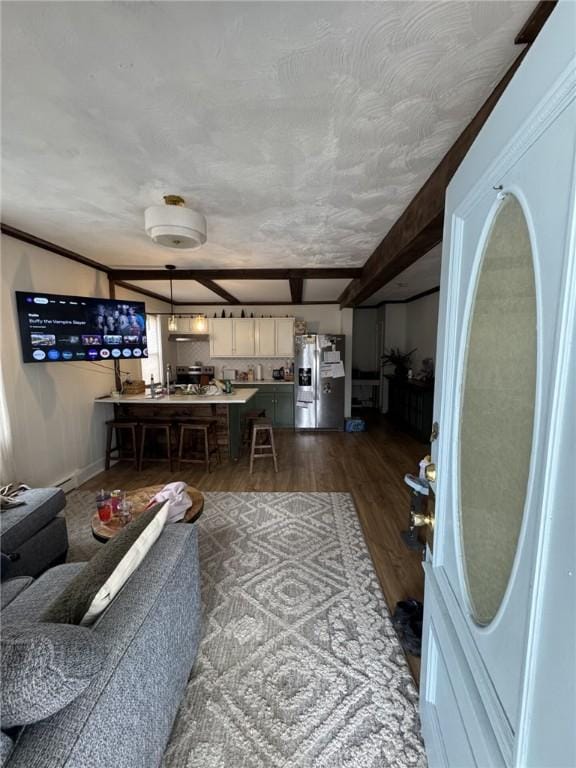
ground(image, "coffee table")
xmin=91 ymin=484 xmax=204 ymax=543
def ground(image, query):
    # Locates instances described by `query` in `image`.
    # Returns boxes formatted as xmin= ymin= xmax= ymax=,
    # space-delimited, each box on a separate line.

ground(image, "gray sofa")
xmin=0 ymin=488 xmax=68 ymax=580
xmin=1 ymin=523 xmax=201 ymax=767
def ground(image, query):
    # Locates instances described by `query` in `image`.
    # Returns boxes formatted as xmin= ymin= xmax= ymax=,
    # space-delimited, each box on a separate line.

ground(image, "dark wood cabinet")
xmin=386 ymin=375 xmax=434 ymax=443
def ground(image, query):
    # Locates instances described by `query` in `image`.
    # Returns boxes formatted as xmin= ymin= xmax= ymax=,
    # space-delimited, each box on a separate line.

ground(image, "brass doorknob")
xmin=425 ymin=463 xmax=436 ymax=483
xmin=411 ymin=509 xmax=435 ymax=528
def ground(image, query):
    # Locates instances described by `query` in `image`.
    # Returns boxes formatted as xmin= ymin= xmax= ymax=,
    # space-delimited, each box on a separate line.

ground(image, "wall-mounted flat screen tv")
xmin=16 ymin=291 xmax=147 ymax=363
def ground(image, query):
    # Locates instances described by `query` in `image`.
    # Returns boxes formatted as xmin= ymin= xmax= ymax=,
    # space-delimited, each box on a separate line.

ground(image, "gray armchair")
xmin=0 ymin=488 xmax=68 ymax=580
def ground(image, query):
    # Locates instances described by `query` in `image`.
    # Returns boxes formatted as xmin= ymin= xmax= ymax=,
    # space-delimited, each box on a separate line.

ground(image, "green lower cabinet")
xmin=253 ymin=391 xmax=275 ymax=420
xmin=235 ymin=385 xmax=294 ymax=428
xmin=274 ymin=390 xmax=294 ymax=427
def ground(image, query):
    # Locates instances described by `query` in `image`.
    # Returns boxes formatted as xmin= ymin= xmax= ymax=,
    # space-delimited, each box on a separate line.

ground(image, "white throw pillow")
xmin=80 ymin=501 xmax=169 ymax=626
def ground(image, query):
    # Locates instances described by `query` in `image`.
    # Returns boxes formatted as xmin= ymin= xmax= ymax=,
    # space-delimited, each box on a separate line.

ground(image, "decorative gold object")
xmin=163 ymin=194 xmax=186 ymax=206
xmin=411 ymin=508 xmax=435 ymax=528
xmin=425 ymin=463 xmax=436 ymax=483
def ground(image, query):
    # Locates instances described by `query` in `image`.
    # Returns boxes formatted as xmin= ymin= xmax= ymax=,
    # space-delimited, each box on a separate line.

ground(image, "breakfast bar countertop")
xmin=230 ymin=379 xmax=294 ymax=386
xmin=95 ymin=388 xmax=259 ymax=405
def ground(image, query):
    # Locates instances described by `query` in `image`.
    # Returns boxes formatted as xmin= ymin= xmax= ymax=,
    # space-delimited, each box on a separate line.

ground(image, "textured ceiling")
xmin=304 ymin=279 xmax=352 ymax=303
xmin=2 ymin=1 xmax=535 ymax=297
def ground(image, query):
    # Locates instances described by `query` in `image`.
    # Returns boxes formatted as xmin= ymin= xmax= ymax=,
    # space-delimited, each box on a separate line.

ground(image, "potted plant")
xmin=381 ymin=347 xmax=416 ymax=378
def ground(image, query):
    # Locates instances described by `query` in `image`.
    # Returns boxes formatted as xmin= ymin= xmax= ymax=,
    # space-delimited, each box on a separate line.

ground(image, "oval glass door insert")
xmin=459 ymin=194 xmax=537 ymax=626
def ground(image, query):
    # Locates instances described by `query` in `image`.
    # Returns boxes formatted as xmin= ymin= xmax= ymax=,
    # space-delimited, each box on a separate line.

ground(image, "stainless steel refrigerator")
xmin=294 ymin=334 xmax=346 ymax=430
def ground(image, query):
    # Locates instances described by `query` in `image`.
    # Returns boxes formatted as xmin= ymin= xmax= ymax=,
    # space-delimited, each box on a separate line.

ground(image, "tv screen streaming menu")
xmin=16 ymin=291 xmax=148 ymax=363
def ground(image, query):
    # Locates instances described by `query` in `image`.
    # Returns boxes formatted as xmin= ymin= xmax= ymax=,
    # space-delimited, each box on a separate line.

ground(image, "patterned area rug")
xmin=64 ymin=490 xmax=425 ymax=766
xmin=166 ymin=492 xmax=425 ymax=768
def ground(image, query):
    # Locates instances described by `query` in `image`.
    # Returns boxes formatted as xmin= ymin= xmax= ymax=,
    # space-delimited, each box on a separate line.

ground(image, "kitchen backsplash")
xmin=175 ymin=341 xmax=293 ymax=378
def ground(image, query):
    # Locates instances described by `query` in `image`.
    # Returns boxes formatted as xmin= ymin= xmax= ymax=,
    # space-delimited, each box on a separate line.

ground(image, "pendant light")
xmin=192 ymin=314 xmax=207 ymax=333
xmin=166 ymin=265 xmax=177 ymax=332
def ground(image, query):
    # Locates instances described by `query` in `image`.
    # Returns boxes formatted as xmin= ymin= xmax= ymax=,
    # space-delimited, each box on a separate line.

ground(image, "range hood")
xmin=168 ymin=333 xmax=209 ymax=342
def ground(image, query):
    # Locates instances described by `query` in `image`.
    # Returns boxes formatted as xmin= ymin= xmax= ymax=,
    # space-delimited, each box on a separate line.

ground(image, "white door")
xmin=209 ymin=319 xmax=233 ymax=357
xmin=275 ymin=318 xmax=295 ymax=357
xmin=233 ymin=319 xmax=255 ymax=356
xmin=421 ymin=10 xmax=575 ymax=767
xmin=255 ymin=319 xmax=276 ymax=356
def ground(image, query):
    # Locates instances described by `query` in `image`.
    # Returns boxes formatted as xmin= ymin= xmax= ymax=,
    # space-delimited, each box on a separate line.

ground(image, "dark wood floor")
xmin=83 ymin=413 xmax=427 ymax=681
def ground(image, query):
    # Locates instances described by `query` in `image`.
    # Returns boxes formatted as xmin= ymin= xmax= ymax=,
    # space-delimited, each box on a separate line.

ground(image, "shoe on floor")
xmin=391 ymin=598 xmax=423 ymax=629
xmin=399 ymin=621 xmax=422 ymax=657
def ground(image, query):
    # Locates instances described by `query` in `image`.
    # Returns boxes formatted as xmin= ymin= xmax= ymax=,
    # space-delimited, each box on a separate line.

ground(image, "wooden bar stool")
xmin=139 ymin=421 xmax=173 ymax=471
xmin=249 ymin=419 xmax=278 ymax=474
xmin=177 ymin=419 xmax=221 ymax=472
xmin=242 ymin=408 xmax=267 ymax=448
xmin=105 ymin=420 xmax=139 ymax=471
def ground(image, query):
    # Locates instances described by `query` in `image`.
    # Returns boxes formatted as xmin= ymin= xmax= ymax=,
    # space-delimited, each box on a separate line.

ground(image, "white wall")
xmin=352 ymin=308 xmax=379 ymax=372
xmin=0 ymin=235 xmax=169 ymax=487
xmin=381 ymin=303 xmax=406 ymax=412
xmin=406 ymin=292 xmax=440 ymax=372
xmin=173 ymin=303 xmax=354 ymax=417
xmin=383 ymin=303 xmax=408 ymax=355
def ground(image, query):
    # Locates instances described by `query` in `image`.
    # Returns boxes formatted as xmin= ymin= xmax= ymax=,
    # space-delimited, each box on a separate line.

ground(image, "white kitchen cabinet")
xmin=275 ymin=318 xmax=295 ymax=356
xmin=233 ymin=319 xmax=255 ymax=356
xmin=176 ymin=317 xmax=191 ymax=332
xmin=208 ymin=317 xmax=293 ymax=357
xmin=209 ymin=318 xmax=234 ymax=357
xmin=255 ymin=319 xmax=276 ymax=356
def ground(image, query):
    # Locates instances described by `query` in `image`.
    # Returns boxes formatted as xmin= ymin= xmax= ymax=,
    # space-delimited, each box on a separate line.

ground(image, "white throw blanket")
xmin=148 ymin=481 xmax=192 ymax=523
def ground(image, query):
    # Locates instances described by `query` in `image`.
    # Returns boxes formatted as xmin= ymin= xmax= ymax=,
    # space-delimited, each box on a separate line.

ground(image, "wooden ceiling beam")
xmin=1 ymin=223 xmax=111 ymax=273
xmin=172 ymin=300 xmax=338 ymax=306
xmin=515 ymin=1 xmax=557 ymax=44
xmin=289 ymin=277 xmax=303 ymax=304
xmin=338 ymin=46 xmax=531 ymax=308
xmin=112 ymin=280 xmax=172 ymax=305
xmin=195 ymin=277 xmax=240 ymax=304
xmin=108 ymin=267 xmax=361 ymax=281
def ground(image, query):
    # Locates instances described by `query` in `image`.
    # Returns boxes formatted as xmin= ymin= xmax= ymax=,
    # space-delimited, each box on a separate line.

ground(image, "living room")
xmin=1 ymin=3 xmax=575 ymax=767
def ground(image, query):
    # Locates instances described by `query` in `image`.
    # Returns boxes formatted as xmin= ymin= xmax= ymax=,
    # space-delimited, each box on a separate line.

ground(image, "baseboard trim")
xmin=54 ymin=475 xmax=77 ymax=493
xmin=53 ymin=457 xmax=111 ymax=493
xmin=74 ymin=457 xmax=109 ymax=488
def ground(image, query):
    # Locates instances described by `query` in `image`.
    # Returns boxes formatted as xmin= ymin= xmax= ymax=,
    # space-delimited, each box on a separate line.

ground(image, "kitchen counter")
xmin=95 ymin=389 xmax=258 ymax=460
xmin=95 ymin=389 xmax=258 ymax=406
xmin=231 ymin=380 xmax=294 ymax=386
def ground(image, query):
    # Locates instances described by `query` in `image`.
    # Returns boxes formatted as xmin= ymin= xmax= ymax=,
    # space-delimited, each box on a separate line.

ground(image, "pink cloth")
xmin=148 ymin=481 xmax=192 ymax=523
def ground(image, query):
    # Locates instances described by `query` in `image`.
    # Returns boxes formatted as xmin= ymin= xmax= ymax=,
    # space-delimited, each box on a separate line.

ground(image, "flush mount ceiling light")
xmin=145 ymin=195 xmax=207 ymax=250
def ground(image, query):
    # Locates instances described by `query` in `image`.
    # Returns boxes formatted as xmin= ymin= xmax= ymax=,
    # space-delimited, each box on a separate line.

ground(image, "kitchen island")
xmin=95 ymin=389 xmax=258 ymax=460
